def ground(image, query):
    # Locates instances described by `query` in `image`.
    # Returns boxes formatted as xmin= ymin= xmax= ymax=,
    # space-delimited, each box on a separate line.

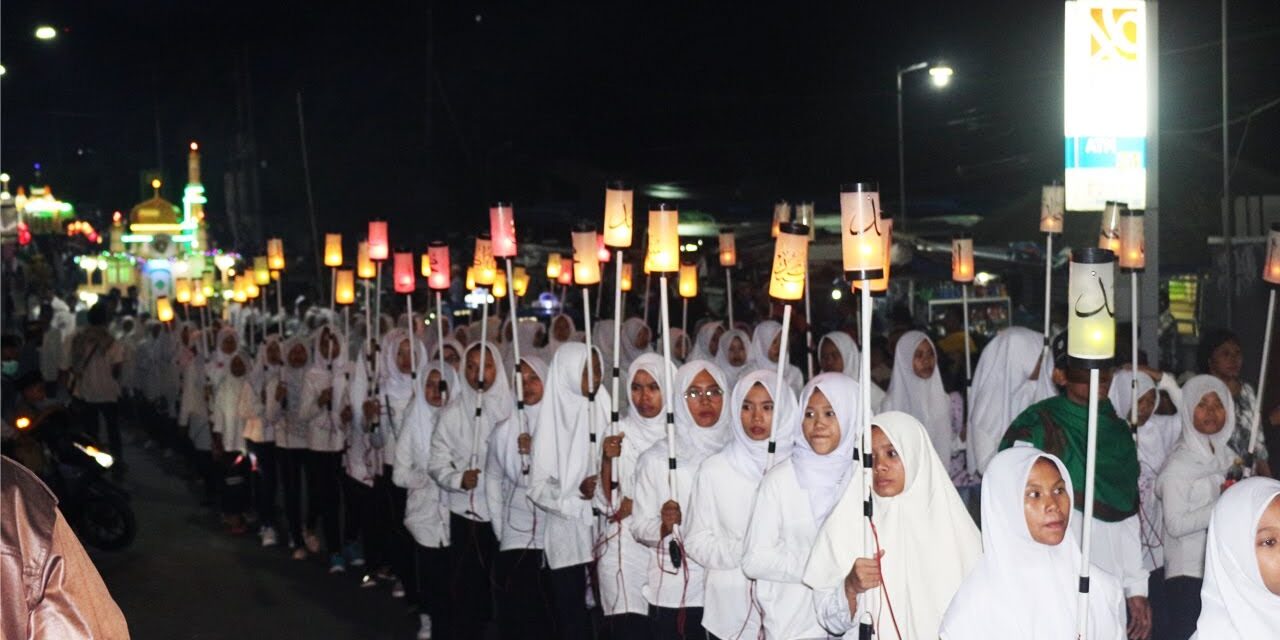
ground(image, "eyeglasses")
xmin=683 ymin=387 xmax=724 ymax=401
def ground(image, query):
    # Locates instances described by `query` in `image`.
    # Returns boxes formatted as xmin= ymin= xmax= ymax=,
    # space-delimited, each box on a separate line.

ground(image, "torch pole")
xmin=505 ymin=259 xmax=529 ymax=469
xmin=276 ymin=274 xmax=285 ymax=337
xmin=406 ymin=294 xmax=416 ymax=379
xmin=858 ymin=283 xmax=877 ymax=639
xmin=435 ymin=291 xmax=448 ymax=401
xmin=1077 ymin=367 xmax=1101 ymax=639
xmin=768 ymin=304 xmax=791 ymax=471
xmin=471 ymin=296 xmax=490 ymax=472
xmin=804 ymin=270 xmax=814 ymax=379
xmin=1131 ymin=271 xmax=1139 ymax=430
xmin=609 ymin=252 xmax=624 ymax=487
xmin=725 ymin=268 xmax=734 ymax=329
xmin=330 ymin=267 xmax=336 ymax=314
xmin=582 ymin=286 xmax=599 ymax=477
xmin=658 ymin=274 xmax=676 ymax=501
xmin=1248 ymin=289 xmax=1276 ymax=466
xmin=1044 ymin=232 xmax=1054 ymax=362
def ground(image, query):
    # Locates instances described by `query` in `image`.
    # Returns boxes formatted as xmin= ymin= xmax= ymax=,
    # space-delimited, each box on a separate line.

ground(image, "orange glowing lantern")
xmin=156 ymin=296 xmax=175 ymax=323
xmin=473 ymin=234 xmax=497 ymax=286
xmin=513 ymin=267 xmax=530 ymax=297
xmin=546 ymin=253 xmax=563 ymax=280
xmin=572 ymin=224 xmax=602 ymax=285
xmin=620 ymin=263 xmax=634 ymax=292
xmin=1266 ymin=224 xmax=1280 ymax=286
xmin=647 ymin=204 xmax=680 ymax=273
xmin=1041 ymin=185 xmax=1065 ymax=234
xmin=191 ymin=287 xmax=208 ymax=308
xmin=718 ymin=228 xmax=737 ymax=267
xmin=1098 ymin=201 xmax=1124 ymax=253
xmin=465 ymin=266 xmax=476 ymax=291
xmin=856 ymin=216 xmax=894 ymax=294
xmin=603 ymin=181 xmax=634 ymax=248
xmin=557 ymin=260 xmax=574 ymax=286
xmin=356 ymin=241 xmax=376 ymax=279
xmin=393 ymin=252 xmax=415 ymax=294
xmin=489 ymin=203 xmax=518 ymax=258
xmin=335 ymin=270 xmax=355 ymax=305
xmin=175 ymin=278 xmax=193 ymax=304
xmin=324 ymin=234 xmax=343 ymax=267
xmin=839 ymin=182 xmax=885 ymax=281
xmin=952 ymin=233 xmax=975 ymax=283
xmin=769 ymin=222 xmax=809 ymax=301
xmin=253 ymin=257 xmax=271 ymax=286
xmin=427 ymin=241 xmax=451 ymax=291
xmin=596 ymin=233 xmax=612 ymax=263
xmin=368 ymin=221 xmax=389 ymax=261
xmin=493 ymin=269 xmax=508 ymax=298
xmin=267 ymin=238 xmax=285 ymax=270
xmin=1118 ymin=209 xmax=1145 ymax=271
xmin=678 ymin=262 xmax=698 ymax=298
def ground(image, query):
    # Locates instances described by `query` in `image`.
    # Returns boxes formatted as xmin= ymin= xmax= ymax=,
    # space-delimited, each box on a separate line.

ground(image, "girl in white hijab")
xmin=748 ymin=320 xmax=804 ymax=395
xmin=619 ymin=318 xmax=652 ymax=374
xmin=430 ymin=337 xmax=464 ymax=372
xmin=1192 ymin=476 xmax=1280 ymax=639
xmin=300 ymin=326 xmax=353 ymax=572
xmin=742 ymin=372 xmax=860 ymax=639
xmin=211 ymin=350 xmax=261 ymax=535
xmin=669 ymin=327 xmax=692 ymax=366
xmin=686 ymin=370 xmax=799 ymax=640
xmin=817 ymin=331 xmax=885 ymax=412
xmin=689 ymin=321 xmax=724 ymax=363
xmin=884 ymin=330 xmax=955 ymax=470
xmin=542 ymin=313 xmax=577 ymax=359
xmin=631 ymin=360 xmax=733 ymax=639
xmin=805 ymin=411 xmax=982 ymax=638
xmin=1156 ymin=374 xmax=1241 ymax=639
xmin=713 ymin=329 xmax=753 ymax=389
xmin=968 ymin=326 xmax=1053 ymax=474
xmin=940 ymin=447 xmax=1126 ymax=639
xmin=248 ymin=335 xmax=283 ymax=546
xmin=276 ymin=337 xmax=312 ymax=558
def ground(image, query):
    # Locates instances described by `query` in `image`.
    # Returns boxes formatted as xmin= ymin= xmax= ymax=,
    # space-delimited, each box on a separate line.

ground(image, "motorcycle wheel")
xmin=77 ymin=493 xmax=137 ymax=551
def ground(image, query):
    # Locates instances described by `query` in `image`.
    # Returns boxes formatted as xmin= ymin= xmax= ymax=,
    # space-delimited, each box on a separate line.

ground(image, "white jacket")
xmin=684 ymin=451 xmax=763 ymax=639
xmin=630 ymin=441 xmax=706 ymax=609
xmin=394 ymin=392 xmax=450 ymax=548
xmin=485 ymin=412 xmax=545 ymax=551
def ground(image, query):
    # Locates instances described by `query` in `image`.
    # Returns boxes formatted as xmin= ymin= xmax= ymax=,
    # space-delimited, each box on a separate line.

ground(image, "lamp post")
xmin=267 ymin=238 xmax=286 ymax=336
xmin=573 ymin=222 xmax=603 ymax=477
xmin=719 ymin=228 xmax=737 ymax=329
xmin=490 ymin=202 xmax=529 ymax=467
xmin=325 ymin=233 xmax=343 ymax=313
xmin=794 ymin=201 xmax=817 ymax=378
xmin=896 ymin=61 xmax=953 ymax=231
xmin=952 ymin=233 xmax=975 ymax=387
xmin=678 ymin=262 xmax=698 ymax=337
xmin=427 ymin=241 xmax=451 ymax=396
xmin=1118 ymin=208 xmax=1146 ymax=431
xmin=469 ymin=232 xmax=497 ymax=472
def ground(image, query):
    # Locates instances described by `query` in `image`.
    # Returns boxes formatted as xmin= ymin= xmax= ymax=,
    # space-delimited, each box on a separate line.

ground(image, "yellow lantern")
xmin=254 ymin=256 xmax=271 ymax=286
xmin=473 ymin=234 xmax=497 ymax=286
xmin=646 ymin=204 xmax=680 ymax=274
xmin=839 ymin=182 xmax=885 ymax=281
xmin=335 ymin=270 xmax=355 ymax=305
xmin=794 ymin=201 xmax=816 ymax=240
xmin=233 ymin=276 xmax=248 ymax=303
xmin=513 ymin=266 xmax=530 ymax=297
xmin=678 ymin=262 xmax=698 ymax=298
xmin=155 ymin=296 xmax=175 ymax=323
xmin=421 ymin=254 xmax=432 ymax=278
xmin=191 ymin=287 xmax=208 ymax=308
xmin=855 ymin=216 xmax=894 ymax=294
xmin=620 ymin=263 xmax=634 ymax=292
xmin=572 ymin=224 xmax=602 ymax=285
xmin=769 ymin=222 xmax=809 ymax=301
xmin=493 ymin=269 xmax=508 ymax=298
xmin=175 ymin=278 xmax=193 ymax=304
xmin=267 ymin=238 xmax=285 ymax=270
xmin=324 ymin=233 xmax=343 ymax=267
xmin=546 ymin=252 xmax=563 ymax=280
xmin=643 ymin=252 xmax=654 ymax=275
xmin=357 ymin=241 xmax=376 ymax=279
xmin=1098 ymin=201 xmax=1124 ymax=253
xmin=951 ymin=233 xmax=975 ymax=284
xmin=718 ymin=228 xmax=737 ymax=267
xmin=245 ymin=276 xmax=260 ymax=299
xmin=1265 ymin=223 xmax=1280 ymax=285
xmin=465 ymin=266 xmax=476 ymax=291
xmin=603 ymin=181 xmax=634 ymax=248
xmin=1067 ymin=247 xmax=1116 ymax=367
xmin=1118 ymin=209 xmax=1145 ymax=271
xmin=1040 ymin=184 xmax=1065 ymax=234
xmin=201 ymin=272 xmax=215 ymax=296
xmin=771 ymin=200 xmax=791 ymax=238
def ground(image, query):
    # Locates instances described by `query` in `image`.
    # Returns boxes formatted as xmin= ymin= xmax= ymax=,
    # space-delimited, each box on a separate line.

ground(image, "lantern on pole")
xmin=513 ymin=267 xmax=530 ymax=298
xmin=1119 ymin=209 xmax=1146 ymax=429
xmin=546 ymin=253 xmax=563 ymax=281
xmin=156 ymin=296 xmax=175 ymax=323
xmin=719 ymin=227 xmax=737 ymax=328
xmin=175 ymin=278 xmax=193 ymax=304
xmin=603 ymin=181 xmax=634 ymax=249
xmin=427 ymin=241 xmax=451 ymax=291
xmin=1246 ymin=223 xmax=1280 ymax=466
xmin=771 ymin=200 xmax=791 ymax=238
xmin=492 ymin=269 xmax=508 ymax=298
xmin=202 ymin=272 xmax=215 ymax=297
xmin=596 ymin=234 xmax=612 ymax=263
xmin=647 ymin=204 xmax=680 ymax=274
xmin=421 ymin=254 xmax=432 ymax=278
xmin=367 ymin=221 xmax=390 ymax=261
xmin=466 ymin=267 xmax=477 ymax=291
xmin=678 ymin=261 xmax=698 ymax=336
xmin=764 ymin=221 xmax=808 ymax=470
xmin=1098 ymin=201 xmax=1124 ymax=253
xmin=324 ymin=234 xmax=343 ymax=267
xmin=335 ymin=270 xmax=355 ymax=305
xmin=254 ymin=257 xmax=271 ymax=286
xmin=839 ymin=182 xmax=885 ymax=281
xmin=952 ymin=233 xmax=975 ymax=386
xmin=393 ymin=252 xmax=415 ymax=294
xmin=556 ymin=262 xmax=573 ymax=286
xmin=191 ymin=287 xmax=207 ymax=309
xmin=267 ymin=238 xmax=285 ymax=270
xmin=793 ymin=201 xmax=816 ymax=377
xmin=473 ymin=234 xmax=496 ymax=287
xmin=1041 ymin=183 xmax=1065 ymax=345
xmin=572 ymin=224 xmax=602 ymax=286
xmin=794 ymin=202 xmax=816 ymax=240
xmin=357 ymin=241 xmax=376 ymax=279
xmin=620 ymin=263 xmax=633 ymax=292
xmin=854 ymin=215 xmax=893 ymax=294
xmin=489 ymin=203 xmax=518 ymax=258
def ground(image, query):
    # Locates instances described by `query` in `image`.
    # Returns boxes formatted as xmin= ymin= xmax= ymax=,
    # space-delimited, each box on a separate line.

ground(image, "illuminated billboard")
xmin=1064 ymin=0 xmax=1148 ymax=211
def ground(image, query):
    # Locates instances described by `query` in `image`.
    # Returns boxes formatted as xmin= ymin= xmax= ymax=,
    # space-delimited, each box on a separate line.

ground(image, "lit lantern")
xmin=489 ymin=203 xmax=518 ymax=258
xmin=839 ymin=182 xmax=885 ymax=281
xmin=1266 ymin=223 xmax=1280 ymax=286
xmin=473 ymin=234 xmax=497 ymax=286
xmin=596 ymin=234 xmax=612 ymax=263
xmin=175 ymin=278 xmax=193 ymax=304
xmin=271 ymin=270 xmax=279 ymax=281
xmin=572 ymin=224 xmax=602 ymax=285
xmin=678 ymin=262 xmax=698 ymax=298
xmin=794 ymin=201 xmax=816 ymax=240
xmin=771 ymin=200 xmax=791 ymax=238
xmin=1118 ymin=209 xmax=1146 ymax=271
xmin=254 ymin=257 xmax=271 ymax=286
xmin=156 ymin=296 xmax=175 ymax=323
xmin=546 ymin=252 xmax=563 ymax=280
xmin=513 ymin=267 xmax=530 ymax=297
xmin=335 ymin=270 xmax=355 ymax=305
xmin=856 ymin=216 xmax=894 ymax=294
xmin=603 ymin=181 xmax=634 ymax=248
xmin=1040 ymin=185 xmax=1065 ymax=234
xmin=465 ymin=266 xmax=476 ymax=291
xmin=245 ymin=277 xmax=260 ymax=299
xmin=421 ymin=254 xmax=432 ymax=277
xmin=202 ymin=272 xmax=215 ymax=296
xmin=324 ymin=234 xmax=343 ymax=267
xmin=951 ymin=233 xmax=975 ymax=283
xmin=643 ymin=253 xmax=654 ymax=275
xmin=620 ymin=263 xmax=634 ymax=292
xmin=368 ymin=221 xmax=389 ymax=261
xmin=191 ymin=287 xmax=208 ymax=308
xmin=1098 ymin=201 xmax=1124 ymax=253
xmin=493 ymin=269 xmax=508 ymax=298
xmin=718 ymin=228 xmax=737 ymax=267
xmin=557 ymin=260 xmax=574 ymax=286
xmin=393 ymin=252 xmax=415 ymax=294
xmin=1067 ymin=247 xmax=1116 ymax=367
xmin=427 ymin=241 xmax=451 ymax=291
xmin=769 ymin=222 xmax=809 ymax=301
xmin=647 ymin=203 xmax=680 ymax=273
xmin=267 ymin=238 xmax=285 ymax=270
xmin=356 ymin=241 xmax=376 ymax=279
xmin=233 ymin=276 xmax=248 ymax=303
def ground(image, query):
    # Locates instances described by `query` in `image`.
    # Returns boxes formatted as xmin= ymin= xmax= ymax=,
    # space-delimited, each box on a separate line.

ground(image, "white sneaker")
xmin=261 ymin=527 xmax=279 ymax=547
xmin=416 ymin=614 xmax=432 ymax=640
xmin=391 ymin=580 xmax=405 ymax=598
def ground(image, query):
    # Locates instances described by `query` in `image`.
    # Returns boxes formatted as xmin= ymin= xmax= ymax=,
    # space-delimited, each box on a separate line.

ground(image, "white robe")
xmin=884 ymin=331 xmax=954 ymax=470
xmin=394 ymin=364 xmax=455 ymax=549
xmin=486 ymin=356 xmax=547 ymax=551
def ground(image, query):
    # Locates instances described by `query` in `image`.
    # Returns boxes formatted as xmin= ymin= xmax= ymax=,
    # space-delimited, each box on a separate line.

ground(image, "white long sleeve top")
xmin=394 ymin=393 xmax=450 ymax=548
xmin=486 ymin=411 xmax=545 ymax=551
xmin=630 ymin=441 xmax=706 ymax=609
xmin=684 ymin=451 xmax=762 ymax=639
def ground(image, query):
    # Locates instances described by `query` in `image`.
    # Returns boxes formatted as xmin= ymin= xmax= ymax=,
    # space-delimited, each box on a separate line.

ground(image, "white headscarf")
xmin=713 ymin=329 xmax=753 ymax=387
xmin=805 ymin=411 xmax=982 ymax=638
xmin=969 ymin=326 xmax=1052 ymax=474
xmin=884 ymin=330 xmax=953 ymax=466
xmin=490 ymin=356 xmax=539 ymax=483
xmin=690 ymin=321 xmax=724 ymax=362
xmin=593 ymin=320 xmax=617 ymax=370
xmin=620 ymin=318 xmax=651 ymax=372
xmin=430 ymin=337 xmax=465 ymax=372
xmin=1107 ymin=370 xmax=1156 ymax=426
xmin=528 ymin=343 xmax=610 ymax=521
xmin=748 ymin=321 xmax=783 ymax=371
xmin=671 ymin=360 xmax=734 ymax=464
xmin=457 ymin=340 xmax=514 ymax=427
xmin=1170 ymin=375 xmax=1238 ymax=475
xmin=791 ymin=373 xmax=862 ymax=523
xmin=1193 ymin=477 xmax=1280 ymax=638
xmin=818 ymin=331 xmax=860 ymax=379
xmin=723 ymin=370 xmax=799 ymax=482
xmin=618 ymin=353 xmax=673 ymax=452
xmin=668 ymin=327 xmax=692 ymax=365
xmin=543 ymin=313 xmax=577 ymax=358
xmin=939 ymin=447 xmax=1126 ymax=639
xmin=378 ymin=328 xmax=429 ymax=431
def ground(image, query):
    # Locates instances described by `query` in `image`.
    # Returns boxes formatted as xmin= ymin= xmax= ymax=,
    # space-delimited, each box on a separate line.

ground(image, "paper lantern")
xmin=465 ymin=266 xmax=476 ymax=291
xmin=367 ymin=221 xmax=389 ymax=261
xmin=1266 ymin=223 xmax=1280 ymax=286
xmin=335 ymin=270 xmax=355 ymax=305
xmin=856 ymin=216 xmax=894 ymax=294
xmin=839 ymin=182 xmax=885 ymax=281
xmin=572 ymin=224 xmax=602 ymax=285
xmin=546 ymin=252 xmax=563 ymax=280
xmin=1118 ymin=209 xmax=1145 ymax=271
xmin=678 ymin=262 xmax=698 ymax=298
xmin=473 ymin=234 xmax=497 ymax=286
xmin=718 ymin=228 xmax=737 ymax=267
xmin=421 ymin=254 xmax=432 ymax=277
xmin=1067 ymin=247 xmax=1116 ymax=367
xmin=794 ymin=202 xmax=816 ymax=240
xmin=191 ymin=287 xmax=208 ymax=308
xmin=428 ymin=241 xmax=451 ymax=291
xmin=596 ymin=234 xmax=612 ymax=263
xmin=646 ymin=203 xmax=680 ymax=273
xmin=393 ymin=252 xmax=415 ymax=294
xmin=356 ymin=241 xmax=376 ymax=279
xmin=245 ymin=277 xmax=260 ymax=299
xmin=1098 ymin=201 xmax=1124 ymax=253
xmin=1040 ymin=185 xmax=1065 ymax=234
xmin=324 ymin=233 xmax=343 ymax=267
xmin=175 ymin=278 xmax=193 ymax=304
xmin=271 ymin=270 xmax=279 ymax=282
xmin=769 ymin=222 xmax=809 ymax=301
xmin=771 ymin=200 xmax=791 ymax=238
xmin=643 ymin=253 xmax=654 ymax=275
xmin=489 ymin=203 xmax=518 ymax=258
xmin=951 ymin=233 xmax=975 ymax=283
xmin=603 ymin=181 xmax=634 ymax=248
xmin=513 ymin=267 xmax=530 ymax=297
xmin=233 ymin=276 xmax=248 ymax=303
xmin=156 ymin=296 xmax=174 ymax=323
xmin=620 ymin=262 xmax=634 ymax=292
xmin=254 ymin=256 xmax=271 ymax=286
xmin=267 ymin=238 xmax=285 ymax=270
xmin=493 ymin=269 xmax=508 ymax=298
xmin=557 ymin=260 xmax=574 ymax=286
xmin=201 ymin=272 xmax=215 ymax=296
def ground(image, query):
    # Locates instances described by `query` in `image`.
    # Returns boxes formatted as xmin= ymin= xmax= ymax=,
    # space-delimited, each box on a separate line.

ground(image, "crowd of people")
xmin=3 ymin=289 xmax=1279 ymax=640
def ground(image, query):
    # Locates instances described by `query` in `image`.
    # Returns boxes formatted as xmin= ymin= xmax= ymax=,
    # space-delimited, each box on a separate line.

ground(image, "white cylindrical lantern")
xmin=678 ymin=262 xmax=698 ymax=298
xmin=647 ymin=204 xmax=680 ymax=274
xmin=603 ymin=181 xmax=634 ymax=248
xmin=267 ymin=238 xmax=285 ymax=270
xmin=546 ymin=252 xmax=563 ymax=280
xmin=718 ymin=228 xmax=737 ymax=267
xmin=1041 ymin=184 xmax=1065 ymax=234
xmin=175 ymin=278 xmax=193 ymax=304
xmin=572 ymin=224 xmax=602 ymax=285
xmin=367 ymin=221 xmax=389 ymax=261
xmin=855 ymin=216 xmax=893 ymax=294
xmin=356 ymin=241 xmax=376 ymax=279
xmin=952 ymin=233 xmax=975 ymax=283
xmin=620 ymin=262 xmax=634 ymax=292
xmin=1119 ymin=209 xmax=1146 ymax=271
xmin=489 ymin=202 xmax=518 ymax=258
xmin=335 ymin=270 xmax=355 ymax=305
xmin=427 ymin=241 xmax=451 ymax=291
xmin=393 ymin=252 xmax=415 ymax=294
xmin=156 ymin=296 xmax=175 ymax=323
xmin=324 ymin=233 xmax=343 ymax=267
xmin=839 ymin=182 xmax=885 ymax=281
xmin=473 ymin=234 xmax=496 ymax=286
xmin=771 ymin=200 xmax=791 ymax=238
xmin=1266 ymin=223 xmax=1280 ymax=286
xmin=769 ymin=222 xmax=809 ymax=301
xmin=1067 ymin=247 xmax=1117 ymax=368
xmin=794 ymin=201 xmax=816 ymax=240
xmin=1098 ymin=201 xmax=1124 ymax=253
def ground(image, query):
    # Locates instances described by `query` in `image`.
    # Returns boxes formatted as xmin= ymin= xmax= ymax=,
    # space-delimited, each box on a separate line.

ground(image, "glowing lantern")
xmin=557 ymin=261 xmax=574 ymax=286
xmin=572 ymin=224 xmax=602 ymax=285
xmin=839 ymin=182 xmax=885 ymax=281
xmin=393 ymin=252 xmax=415 ymax=294
xmin=951 ymin=233 xmax=975 ymax=283
xmin=603 ymin=181 xmax=634 ymax=248
xmin=473 ymin=234 xmax=497 ymax=286
xmin=597 ymin=234 xmax=612 ymax=263
xmin=1040 ymin=185 xmax=1065 ymax=233
xmin=493 ymin=269 xmax=508 ymax=298
xmin=368 ymin=221 xmax=389 ymax=261
xmin=678 ymin=262 xmax=698 ymax=298
xmin=769 ymin=222 xmax=809 ymax=301
xmin=465 ymin=267 xmax=476 ymax=291
xmin=233 ymin=275 xmax=248 ymax=303
xmin=335 ymin=270 xmax=355 ymax=305
xmin=1098 ymin=201 xmax=1124 ymax=253
xmin=427 ymin=241 xmax=451 ymax=291
xmin=855 ymin=216 xmax=893 ymax=294
xmin=245 ymin=277 xmax=260 ymax=299
xmin=267 ymin=238 xmax=285 ymax=270
xmin=489 ymin=203 xmax=517 ymax=258
xmin=771 ymin=200 xmax=791 ymax=238
xmin=1118 ymin=209 xmax=1145 ymax=271
xmin=620 ymin=263 xmax=634 ymax=292
xmin=643 ymin=253 xmax=654 ymax=275
xmin=191 ymin=287 xmax=208 ymax=308
xmin=546 ymin=252 xmax=563 ymax=280
xmin=201 ymin=272 xmax=215 ymax=296
xmin=253 ymin=256 xmax=271 ymax=286
xmin=1266 ymin=223 xmax=1280 ymax=286
xmin=1067 ymin=247 xmax=1116 ymax=367
xmin=324 ymin=234 xmax=343 ymax=267
xmin=513 ymin=267 xmax=530 ymax=297
xmin=156 ymin=296 xmax=174 ymax=323
xmin=421 ymin=254 xmax=432 ymax=277
xmin=175 ymin=278 xmax=193 ymax=304
xmin=356 ymin=241 xmax=376 ymax=279
xmin=718 ymin=228 xmax=737 ymax=267
xmin=646 ymin=203 xmax=680 ymax=273
xmin=794 ymin=201 xmax=816 ymax=240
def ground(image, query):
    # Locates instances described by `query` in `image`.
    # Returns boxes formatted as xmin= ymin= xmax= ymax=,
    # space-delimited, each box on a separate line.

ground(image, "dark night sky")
xmin=2 ymin=0 xmax=1277 ymax=256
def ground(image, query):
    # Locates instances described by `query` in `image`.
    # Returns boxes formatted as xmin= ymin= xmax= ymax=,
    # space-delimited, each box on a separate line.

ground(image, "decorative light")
xmin=794 ymin=201 xmax=817 ymax=240
xmin=855 ymin=216 xmax=894 ymax=294
xmin=1098 ymin=201 xmax=1124 ymax=253
xmin=473 ymin=233 xmax=497 ymax=286
xmin=253 ymin=256 xmax=271 ymax=286
xmin=839 ymin=182 xmax=885 ymax=281
xmin=603 ymin=181 xmax=634 ymax=248
xmin=620 ymin=262 xmax=634 ymax=292
xmin=718 ymin=228 xmax=737 ymax=267
xmin=427 ymin=241 xmax=451 ymax=291
xmin=596 ymin=234 xmax=612 ymax=263
xmin=1118 ymin=209 xmax=1146 ymax=271
xmin=335 ymin=270 xmax=355 ymax=305
xmin=769 ymin=222 xmax=809 ymax=301
xmin=678 ymin=262 xmax=698 ymax=298
xmin=489 ymin=203 xmax=517 ymax=258
xmin=646 ymin=203 xmax=680 ymax=273
xmin=557 ymin=260 xmax=574 ymax=286
xmin=546 ymin=252 xmax=563 ymax=280
xmin=80 ymin=256 xmax=99 ymax=272
xmin=393 ymin=252 xmax=415 ymax=294
xmin=245 ymin=277 xmax=260 ymax=299
xmin=952 ymin=233 xmax=975 ymax=283
xmin=1041 ymin=184 xmax=1065 ymax=234
xmin=465 ymin=266 xmax=476 ymax=291
xmin=201 ymin=272 xmax=215 ymax=296
xmin=771 ymin=200 xmax=791 ymax=238
xmin=172 ymin=259 xmax=190 ymax=276
xmin=324 ymin=233 xmax=343 ymax=267
xmin=175 ymin=278 xmax=193 ymax=304
xmin=367 ymin=221 xmax=389 ymax=261
xmin=356 ymin=241 xmax=376 ymax=279
xmin=156 ymin=296 xmax=175 ymax=323
xmin=643 ymin=252 xmax=654 ymax=275
xmin=421 ymin=253 xmax=432 ymax=277
xmin=1266 ymin=223 xmax=1280 ymax=286
xmin=214 ymin=253 xmax=236 ymax=273
xmin=1067 ymin=247 xmax=1116 ymax=367
xmin=191 ymin=287 xmax=208 ymax=308
xmin=572 ymin=223 xmax=602 ymax=285
xmin=513 ymin=267 xmax=530 ymax=297
xmin=493 ymin=269 xmax=508 ymax=298
xmin=233 ymin=276 xmax=248 ymax=303
xmin=267 ymin=238 xmax=285 ymax=270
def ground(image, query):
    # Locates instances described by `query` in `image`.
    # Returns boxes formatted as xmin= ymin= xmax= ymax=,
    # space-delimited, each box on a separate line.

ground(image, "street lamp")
xmin=896 ymin=61 xmax=953 ymax=231
xmin=35 ymin=26 xmax=57 ymax=41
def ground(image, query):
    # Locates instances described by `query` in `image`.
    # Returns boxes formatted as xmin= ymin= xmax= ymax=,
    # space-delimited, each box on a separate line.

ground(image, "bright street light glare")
xmin=35 ymin=26 xmax=58 ymax=40
xmin=0 ymin=64 xmax=6 ymax=76
xmin=929 ymin=65 xmax=954 ymax=88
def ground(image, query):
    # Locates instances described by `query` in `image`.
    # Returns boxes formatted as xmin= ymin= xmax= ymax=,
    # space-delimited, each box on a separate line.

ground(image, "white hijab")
xmin=379 ymin=328 xmax=425 ymax=418
xmin=940 ymin=447 xmax=1126 ymax=640
xmin=791 ymin=373 xmax=862 ymax=523
xmin=969 ymin=326 xmax=1052 ymax=474
xmin=618 ymin=353 xmax=673 ymax=453
xmin=1107 ymin=369 xmax=1156 ymax=426
xmin=492 ymin=355 xmax=545 ymax=483
xmin=885 ymin=331 xmax=953 ymax=466
xmin=543 ymin=313 xmax=577 ymax=358
xmin=713 ymin=329 xmax=753 ymax=387
xmin=748 ymin=321 xmax=783 ymax=371
xmin=723 ymin=370 xmax=799 ymax=482
xmin=620 ymin=318 xmax=651 ymax=372
xmin=1167 ymin=375 xmax=1238 ymax=476
xmin=806 ymin=411 xmax=981 ymax=638
xmin=690 ymin=321 xmax=724 ymax=362
xmin=671 ymin=360 xmax=734 ymax=465
xmin=457 ymin=340 xmax=514 ymax=427
xmin=528 ymin=343 xmax=610 ymax=521
xmin=818 ymin=331 xmax=860 ymax=379
xmin=668 ymin=327 xmax=691 ymax=365
xmin=1193 ymin=477 xmax=1280 ymax=638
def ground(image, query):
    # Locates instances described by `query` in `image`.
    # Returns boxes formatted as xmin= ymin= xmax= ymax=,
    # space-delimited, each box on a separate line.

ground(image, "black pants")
xmin=220 ymin=452 xmax=251 ymax=516
xmin=448 ymin=513 xmax=497 ymax=639
xmin=76 ymin=400 xmax=122 ymax=465
xmin=604 ymin=613 xmax=650 ymax=640
xmin=548 ymin=563 xmax=592 ymax=640
xmin=649 ymin=605 xmax=706 ymax=640
xmin=342 ymin=475 xmax=374 ymax=558
xmin=416 ymin=545 xmax=453 ymax=639
xmin=304 ymin=450 xmax=343 ymax=555
xmin=1148 ymin=566 xmax=1169 ymax=640
xmin=1165 ymin=575 xmax=1203 ymax=640
xmin=247 ymin=441 xmax=278 ymax=531
xmin=495 ymin=549 xmax=555 ymax=640
xmin=381 ymin=466 xmax=418 ymax=601
xmin=277 ymin=447 xmax=308 ymax=547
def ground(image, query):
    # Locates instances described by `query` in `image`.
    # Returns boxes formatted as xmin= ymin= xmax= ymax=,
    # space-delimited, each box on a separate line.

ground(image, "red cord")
xmin=869 ymin=519 xmax=903 ymax=640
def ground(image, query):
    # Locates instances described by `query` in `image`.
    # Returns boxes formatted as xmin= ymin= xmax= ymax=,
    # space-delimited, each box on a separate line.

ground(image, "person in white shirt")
xmin=940 ymin=447 xmax=1127 ymax=639
xmin=275 ymin=337 xmax=312 ymax=558
xmin=177 ymin=325 xmax=215 ymax=503
xmin=816 ymin=331 xmax=885 ymax=413
xmin=248 ymin=335 xmax=283 ymax=547
xmin=748 ymin=321 xmax=803 ymax=396
xmin=68 ymin=304 xmax=126 ymax=469
xmin=966 ymin=326 xmax=1051 ymax=475
xmin=619 ymin=318 xmax=653 ymax=376
xmin=689 ymin=321 xmax=724 ymax=363
xmin=301 ymin=326 xmax=353 ymax=572
xmin=631 ymin=360 xmax=733 ymax=639
xmin=685 ymin=370 xmax=798 ymax=640
xmin=211 ymin=349 xmax=261 ymax=535
xmin=1192 ymin=476 xmax=1280 ymax=638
